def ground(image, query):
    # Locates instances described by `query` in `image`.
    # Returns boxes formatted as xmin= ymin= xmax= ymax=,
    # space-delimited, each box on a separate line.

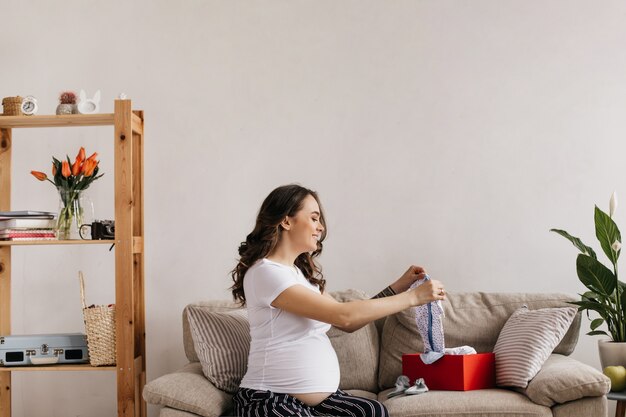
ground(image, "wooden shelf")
xmin=0 ymin=114 xmax=114 ymax=128
xmin=0 ymin=240 xmax=114 ymax=246
xmin=0 ymin=364 xmax=115 ymax=372
xmin=0 ymin=100 xmax=146 ymax=416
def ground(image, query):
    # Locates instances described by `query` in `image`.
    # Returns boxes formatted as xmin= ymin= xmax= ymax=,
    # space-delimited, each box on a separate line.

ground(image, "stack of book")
xmin=0 ymin=211 xmax=57 ymax=241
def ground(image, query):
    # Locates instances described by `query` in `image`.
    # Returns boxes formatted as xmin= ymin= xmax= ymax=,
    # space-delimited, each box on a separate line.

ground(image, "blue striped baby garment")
xmin=410 ymin=275 xmax=445 ymax=364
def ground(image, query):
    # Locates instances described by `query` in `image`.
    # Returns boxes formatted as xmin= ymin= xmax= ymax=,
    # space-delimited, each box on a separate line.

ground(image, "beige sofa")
xmin=143 ymin=291 xmax=610 ymax=417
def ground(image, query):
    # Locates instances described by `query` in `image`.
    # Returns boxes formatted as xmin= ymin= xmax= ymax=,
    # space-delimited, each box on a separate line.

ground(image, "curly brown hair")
xmin=230 ymin=184 xmax=327 ymax=305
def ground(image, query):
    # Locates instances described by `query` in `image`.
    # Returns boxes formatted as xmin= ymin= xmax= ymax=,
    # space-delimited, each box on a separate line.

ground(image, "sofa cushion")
xmin=187 ymin=306 xmax=250 ymax=393
xmin=160 ymin=408 xmax=203 ymax=417
xmin=378 ymin=292 xmax=580 ymax=390
xmin=183 ymin=300 xmax=241 ymax=363
xmin=518 ymin=354 xmax=610 ymax=406
xmin=143 ymin=362 xmax=232 ymax=417
xmin=379 ymin=388 xmax=552 ymax=417
xmin=493 ymin=306 xmax=577 ymax=388
xmin=552 ymin=396 xmax=607 ymax=417
xmin=328 ymin=289 xmax=380 ymax=392
xmin=345 ymin=389 xmax=377 ymax=400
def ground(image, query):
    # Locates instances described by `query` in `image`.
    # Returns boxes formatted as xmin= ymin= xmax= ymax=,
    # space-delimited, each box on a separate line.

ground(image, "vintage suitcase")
xmin=0 ymin=333 xmax=89 ymax=366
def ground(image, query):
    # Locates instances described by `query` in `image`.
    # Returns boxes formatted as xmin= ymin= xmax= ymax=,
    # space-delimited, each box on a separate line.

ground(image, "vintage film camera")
xmin=79 ymin=220 xmax=115 ymax=240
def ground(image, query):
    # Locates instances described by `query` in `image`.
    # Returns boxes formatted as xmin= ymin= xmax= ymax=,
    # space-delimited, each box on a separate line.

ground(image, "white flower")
xmin=612 ymin=240 xmax=622 ymax=252
xmin=610 ymin=191 xmax=618 ymax=218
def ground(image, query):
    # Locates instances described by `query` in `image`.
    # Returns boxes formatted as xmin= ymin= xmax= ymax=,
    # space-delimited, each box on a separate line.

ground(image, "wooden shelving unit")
xmin=0 ymin=100 xmax=146 ymax=417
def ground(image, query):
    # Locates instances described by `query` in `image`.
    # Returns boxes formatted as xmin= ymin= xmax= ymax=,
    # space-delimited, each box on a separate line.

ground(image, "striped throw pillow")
xmin=186 ymin=306 xmax=250 ymax=393
xmin=493 ymin=305 xmax=577 ymax=388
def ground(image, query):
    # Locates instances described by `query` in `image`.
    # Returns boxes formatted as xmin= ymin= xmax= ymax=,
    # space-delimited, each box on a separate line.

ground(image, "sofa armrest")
xmin=517 ymin=354 xmax=609 ymax=407
xmin=143 ymin=362 xmax=233 ymax=417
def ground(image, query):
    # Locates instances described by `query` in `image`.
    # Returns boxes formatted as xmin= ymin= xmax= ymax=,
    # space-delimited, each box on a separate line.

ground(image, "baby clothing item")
xmin=410 ymin=275 xmax=446 ymax=364
xmin=387 ymin=375 xmax=428 ymax=398
xmin=411 ymin=275 xmax=476 ymax=365
xmin=410 ymin=277 xmax=478 ymax=364
xmin=420 ymin=351 xmax=444 ymax=364
xmin=387 ymin=375 xmax=411 ymax=398
xmin=405 ymin=378 xmax=429 ymax=395
xmin=445 ymin=346 xmax=477 ymax=355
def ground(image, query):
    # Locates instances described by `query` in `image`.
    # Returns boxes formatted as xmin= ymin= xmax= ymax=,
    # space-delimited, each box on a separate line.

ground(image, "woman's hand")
xmin=408 ymin=278 xmax=446 ymax=306
xmin=389 ymin=265 xmax=428 ymax=293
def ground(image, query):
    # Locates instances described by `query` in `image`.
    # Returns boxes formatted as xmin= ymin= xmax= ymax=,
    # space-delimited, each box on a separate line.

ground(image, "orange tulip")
xmin=61 ymin=161 xmax=71 ymax=178
xmin=87 ymin=152 xmax=98 ymax=162
xmin=30 ymin=171 xmax=47 ymax=181
xmin=80 ymin=159 xmax=91 ymax=174
xmin=71 ymin=159 xmax=81 ymax=176
xmin=84 ymin=160 xmax=97 ymax=177
xmin=77 ymin=147 xmax=86 ymax=162
xmin=52 ymin=164 xmax=57 ymax=177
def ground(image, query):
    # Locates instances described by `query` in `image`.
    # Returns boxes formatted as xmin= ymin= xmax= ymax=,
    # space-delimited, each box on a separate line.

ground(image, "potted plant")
xmin=551 ymin=192 xmax=625 ymax=368
xmin=56 ymin=91 xmax=77 ymax=115
xmin=31 ymin=147 xmax=103 ymax=239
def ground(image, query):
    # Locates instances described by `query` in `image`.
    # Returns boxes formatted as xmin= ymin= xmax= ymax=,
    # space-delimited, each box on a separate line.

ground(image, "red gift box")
xmin=401 ymin=353 xmax=496 ymax=391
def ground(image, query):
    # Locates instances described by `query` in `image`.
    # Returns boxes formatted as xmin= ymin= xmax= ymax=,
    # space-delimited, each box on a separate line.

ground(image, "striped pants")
xmin=232 ymin=387 xmax=389 ymax=417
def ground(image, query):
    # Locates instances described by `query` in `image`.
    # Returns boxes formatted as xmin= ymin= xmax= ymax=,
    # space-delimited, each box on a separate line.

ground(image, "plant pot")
xmin=56 ymin=103 xmax=76 ymax=115
xmin=598 ymin=339 xmax=626 ymax=369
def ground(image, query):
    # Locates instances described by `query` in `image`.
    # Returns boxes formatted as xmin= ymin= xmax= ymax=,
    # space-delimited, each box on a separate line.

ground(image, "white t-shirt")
xmin=239 ymin=258 xmax=340 ymax=393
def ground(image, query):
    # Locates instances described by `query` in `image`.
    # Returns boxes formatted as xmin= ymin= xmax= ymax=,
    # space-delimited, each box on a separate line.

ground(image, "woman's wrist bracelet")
xmin=371 ymin=285 xmax=397 ymax=299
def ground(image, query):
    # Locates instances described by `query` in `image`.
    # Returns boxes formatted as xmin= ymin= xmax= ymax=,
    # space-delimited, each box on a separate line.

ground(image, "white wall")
xmin=2 ymin=1 xmax=626 ymax=416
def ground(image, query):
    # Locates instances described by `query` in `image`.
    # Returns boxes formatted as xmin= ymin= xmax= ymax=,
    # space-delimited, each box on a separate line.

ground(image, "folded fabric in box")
xmin=402 ymin=353 xmax=495 ymax=391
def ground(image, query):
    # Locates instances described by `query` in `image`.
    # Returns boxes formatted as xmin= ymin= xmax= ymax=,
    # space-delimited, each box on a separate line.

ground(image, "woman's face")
xmin=287 ymin=194 xmax=325 ymax=253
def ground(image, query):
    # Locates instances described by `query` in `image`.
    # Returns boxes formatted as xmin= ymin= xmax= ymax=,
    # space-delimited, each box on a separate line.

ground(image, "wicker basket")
xmin=2 ymin=96 xmax=23 ymax=116
xmin=79 ymin=271 xmax=116 ymax=366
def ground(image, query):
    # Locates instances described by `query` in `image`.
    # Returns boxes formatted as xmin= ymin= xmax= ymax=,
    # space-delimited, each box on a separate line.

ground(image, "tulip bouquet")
xmin=31 ymin=147 xmax=103 ymax=239
xmin=551 ymin=192 xmax=625 ymax=342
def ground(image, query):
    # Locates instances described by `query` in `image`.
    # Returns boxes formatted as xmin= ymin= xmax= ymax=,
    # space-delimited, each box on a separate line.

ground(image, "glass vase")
xmin=56 ymin=189 xmax=94 ymax=240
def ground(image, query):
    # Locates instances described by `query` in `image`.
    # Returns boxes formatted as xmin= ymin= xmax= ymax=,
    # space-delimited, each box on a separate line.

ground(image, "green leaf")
xmin=581 ymin=291 xmax=599 ymax=300
xmin=587 ymin=330 xmax=609 ymax=336
xmin=550 ymin=229 xmax=597 ymax=259
xmin=590 ymin=318 xmax=604 ymax=330
xmin=595 ymin=206 xmax=621 ymax=265
xmin=569 ymin=299 xmax=615 ymax=316
xmin=576 ymin=254 xmax=617 ymax=296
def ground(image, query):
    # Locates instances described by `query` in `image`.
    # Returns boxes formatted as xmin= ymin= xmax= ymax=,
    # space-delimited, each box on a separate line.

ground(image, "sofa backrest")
xmin=182 ymin=291 xmax=582 ymax=393
xmin=377 ymin=292 xmax=581 ymax=390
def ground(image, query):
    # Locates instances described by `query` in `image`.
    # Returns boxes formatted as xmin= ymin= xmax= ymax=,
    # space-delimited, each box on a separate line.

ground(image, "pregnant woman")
xmin=230 ymin=184 xmax=446 ymax=417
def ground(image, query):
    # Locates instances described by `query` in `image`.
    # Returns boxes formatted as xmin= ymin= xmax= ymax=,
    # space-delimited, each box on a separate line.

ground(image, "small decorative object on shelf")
xmin=56 ymin=91 xmax=77 ymax=115
xmin=20 ymin=96 xmax=38 ymax=116
xmin=77 ymin=89 xmax=101 ymax=114
xmin=31 ymin=147 xmax=103 ymax=240
xmin=1 ymin=96 xmax=23 ymax=116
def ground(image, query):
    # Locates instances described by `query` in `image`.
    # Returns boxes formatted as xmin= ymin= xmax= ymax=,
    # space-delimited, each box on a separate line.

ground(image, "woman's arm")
xmin=389 ymin=265 xmax=427 ymax=294
xmin=272 ymin=278 xmax=444 ymax=333
xmin=370 ymin=265 xmax=427 ymax=299
xmin=370 ymin=286 xmax=396 ymax=299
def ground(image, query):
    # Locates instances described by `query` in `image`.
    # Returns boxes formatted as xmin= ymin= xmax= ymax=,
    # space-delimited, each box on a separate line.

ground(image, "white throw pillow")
xmin=186 ymin=306 xmax=250 ymax=393
xmin=493 ymin=305 xmax=577 ymax=388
